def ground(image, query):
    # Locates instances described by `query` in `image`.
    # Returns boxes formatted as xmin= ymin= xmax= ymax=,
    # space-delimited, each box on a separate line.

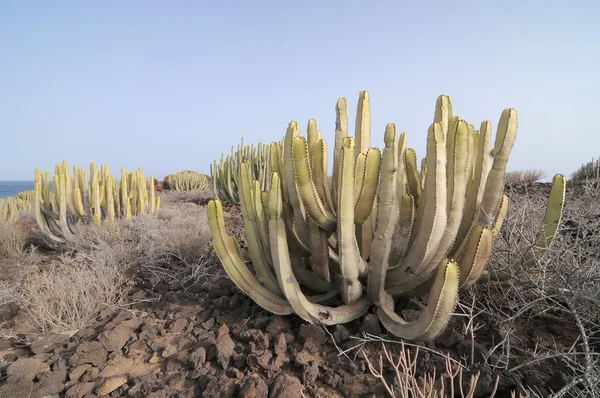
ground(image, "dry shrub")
xmin=0 ymin=220 xmax=27 ymax=259
xmin=504 ymin=169 xmax=546 ymax=186
xmin=467 ymin=184 xmax=600 ymax=397
xmin=158 ymin=189 xmax=214 ymax=206
xmin=19 ymin=253 xmax=132 ymax=333
xmin=129 ymin=202 xmax=214 ymax=284
xmin=60 ymin=201 xmax=214 ymax=285
xmin=363 ymin=342 xmax=502 ymax=398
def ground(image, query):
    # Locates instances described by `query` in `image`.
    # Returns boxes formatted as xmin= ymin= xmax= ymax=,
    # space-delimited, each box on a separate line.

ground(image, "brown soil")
xmin=0 ymin=183 xmax=594 ymax=398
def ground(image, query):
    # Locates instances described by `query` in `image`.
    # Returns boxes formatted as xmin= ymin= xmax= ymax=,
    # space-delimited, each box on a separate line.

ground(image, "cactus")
xmin=164 ymin=171 xmax=210 ymax=192
xmin=0 ymin=196 xmax=32 ymax=223
xmin=34 ymin=161 xmax=160 ymax=248
xmin=210 ymin=137 xmax=276 ymax=204
xmin=570 ymin=156 xmax=600 ymax=182
xmin=207 ymin=92 xmax=566 ymax=341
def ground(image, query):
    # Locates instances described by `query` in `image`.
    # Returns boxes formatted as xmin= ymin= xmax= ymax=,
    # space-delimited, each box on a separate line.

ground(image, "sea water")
xmin=0 ymin=181 xmax=35 ymax=199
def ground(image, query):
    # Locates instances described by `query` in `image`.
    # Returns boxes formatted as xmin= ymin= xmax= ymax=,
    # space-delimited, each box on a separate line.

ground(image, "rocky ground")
xmin=0 ymin=182 xmax=597 ymax=398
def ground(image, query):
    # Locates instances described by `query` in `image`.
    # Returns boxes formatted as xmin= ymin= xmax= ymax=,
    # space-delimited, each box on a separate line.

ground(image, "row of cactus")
xmin=164 ymin=170 xmax=210 ymax=192
xmin=0 ymin=196 xmax=32 ymax=223
xmin=208 ymin=92 xmax=566 ymax=341
xmin=35 ymin=161 xmax=160 ymax=248
xmin=210 ymin=138 xmax=276 ymax=204
xmin=570 ymin=157 xmax=600 ymax=182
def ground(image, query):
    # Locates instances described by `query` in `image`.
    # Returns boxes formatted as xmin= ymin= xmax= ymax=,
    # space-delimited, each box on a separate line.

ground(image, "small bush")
xmin=0 ymin=220 xmax=27 ymax=259
xmin=19 ymin=253 xmax=132 ymax=333
xmin=504 ymin=169 xmax=546 ymax=186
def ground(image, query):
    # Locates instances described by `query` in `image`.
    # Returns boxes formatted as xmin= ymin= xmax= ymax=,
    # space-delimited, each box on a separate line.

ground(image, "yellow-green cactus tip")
xmin=384 ymin=124 xmax=396 ymax=147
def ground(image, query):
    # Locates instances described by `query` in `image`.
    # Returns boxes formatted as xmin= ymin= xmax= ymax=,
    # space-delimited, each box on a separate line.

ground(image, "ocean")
xmin=0 ymin=181 xmax=35 ymax=199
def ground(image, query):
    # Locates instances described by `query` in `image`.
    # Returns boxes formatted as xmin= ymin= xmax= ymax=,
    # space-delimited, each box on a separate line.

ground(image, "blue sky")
xmin=1 ymin=0 xmax=598 ymax=181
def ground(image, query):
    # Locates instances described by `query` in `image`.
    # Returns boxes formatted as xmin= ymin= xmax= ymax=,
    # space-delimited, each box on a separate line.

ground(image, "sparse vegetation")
xmin=0 ymin=220 xmax=27 ymax=259
xmin=571 ymin=157 xmax=600 ymax=183
xmin=504 ymin=169 xmax=546 ymax=186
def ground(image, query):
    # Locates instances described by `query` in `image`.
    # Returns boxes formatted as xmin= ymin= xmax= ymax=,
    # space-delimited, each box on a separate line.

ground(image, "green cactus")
xmin=207 ymin=92 xmax=567 ymax=341
xmin=165 ymin=171 xmax=210 ymax=192
xmin=34 ymin=161 xmax=160 ymax=248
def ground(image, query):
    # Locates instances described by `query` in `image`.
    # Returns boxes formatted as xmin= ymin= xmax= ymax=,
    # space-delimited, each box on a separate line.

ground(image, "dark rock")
xmin=298 ymin=324 xmax=326 ymax=345
xmin=7 ymin=357 xmax=50 ymax=381
xmin=69 ymin=341 xmax=107 ymax=367
xmin=269 ymin=373 xmax=303 ymax=398
xmin=359 ymin=313 xmax=381 ymax=336
xmin=30 ymin=333 xmax=71 ymax=355
xmin=215 ymin=324 xmax=235 ymax=369
xmin=239 ymin=374 xmax=268 ymax=398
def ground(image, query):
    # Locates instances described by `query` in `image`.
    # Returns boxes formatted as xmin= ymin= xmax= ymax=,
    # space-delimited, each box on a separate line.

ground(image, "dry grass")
xmin=18 ymin=252 xmax=132 ymax=333
xmin=0 ymin=220 xmax=27 ymax=259
xmin=3 ymin=199 xmax=214 ymax=334
xmin=61 ymin=201 xmax=214 ymax=286
xmin=504 ymin=169 xmax=546 ymax=186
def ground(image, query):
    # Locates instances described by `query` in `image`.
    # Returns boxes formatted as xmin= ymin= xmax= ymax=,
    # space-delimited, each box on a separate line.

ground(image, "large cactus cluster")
xmin=570 ymin=156 xmax=600 ymax=182
xmin=164 ymin=170 xmax=210 ymax=192
xmin=35 ymin=161 xmax=160 ymax=248
xmin=208 ymin=92 xmax=566 ymax=341
xmin=0 ymin=196 xmax=32 ymax=223
xmin=210 ymin=138 xmax=275 ymax=204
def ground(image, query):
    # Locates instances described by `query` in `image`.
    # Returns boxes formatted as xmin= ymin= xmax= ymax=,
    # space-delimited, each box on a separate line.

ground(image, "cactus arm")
xmin=433 ymin=94 xmax=454 ymax=139
xmin=283 ymin=122 xmax=311 ymax=245
xmin=367 ymin=124 xmax=398 ymax=305
xmin=337 ymin=137 xmax=367 ymax=303
xmin=522 ymin=174 xmax=566 ymax=268
xmin=310 ymin=139 xmax=335 ymax=216
xmin=389 ymin=194 xmax=415 ymax=267
xmin=238 ymin=163 xmax=281 ymax=295
xmin=331 ymin=98 xmax=349 ymax=210
xmin=404 ymin=149 xmax=422 ymax=202
xmin=354 ymin=148 xmax=381 ymax=225
xmin=492 ymin=194 xmax=510 ymax=238
xmin=34 ymin=175 xmax=65 ymax=247
xmin=386 ymin=123 xmax=448 ymax=294
xmin=355 ymin=91 xmax=371 ymax=158
xmin=307 ymin=219 xmax=331 ymax=282
xmin=419 ymin=118 xmax=469 ymax=276
xmin=378 ymin=259 xmax=459 ymax=341
xmin=457 ymin=225 xmax=493 ymax=290
xmin=269 ymin=172 xmax=370 ymax=324
xmin=479 ymin=109 xmax=518 ymax=225
xmin=290 ymin=254 xmax=334 ymax=293
xmin=452 ymin=121 xmax=494 ymax=254
xmin=253 ymin=180 xmax=272 ymax=265
xmin=291 ymin=136 xmax=337 ymax=232
xmin=207 ymin=199 xmax=292 ymax=315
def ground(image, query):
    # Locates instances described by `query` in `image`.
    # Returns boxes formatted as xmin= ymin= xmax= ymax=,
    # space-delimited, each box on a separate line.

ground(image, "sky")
xmin=1 ymin=0 xmax=599 ymax=182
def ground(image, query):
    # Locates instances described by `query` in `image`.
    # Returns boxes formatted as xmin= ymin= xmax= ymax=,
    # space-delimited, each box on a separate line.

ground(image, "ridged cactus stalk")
xmin=34 ymin=161 xmax=160 ymax=248
xmin=0 ymin=196 xmax=32 ymax=223
xmin=208 ymin=92 xmax=566 ymax=341
xmin=164 ymin=171 xmax=210 ymax=192
xmin=210 ymin=137 xmax=276 ymax=204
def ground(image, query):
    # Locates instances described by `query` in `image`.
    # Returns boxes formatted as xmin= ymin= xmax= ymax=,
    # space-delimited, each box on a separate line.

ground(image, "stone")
xmin=96 ymin=376 xmax=128 ymax=396
xmin=69 ymin=341 xmax=107 ymax=367
xmin=7 ymin=357 xmax=50 ymax=381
